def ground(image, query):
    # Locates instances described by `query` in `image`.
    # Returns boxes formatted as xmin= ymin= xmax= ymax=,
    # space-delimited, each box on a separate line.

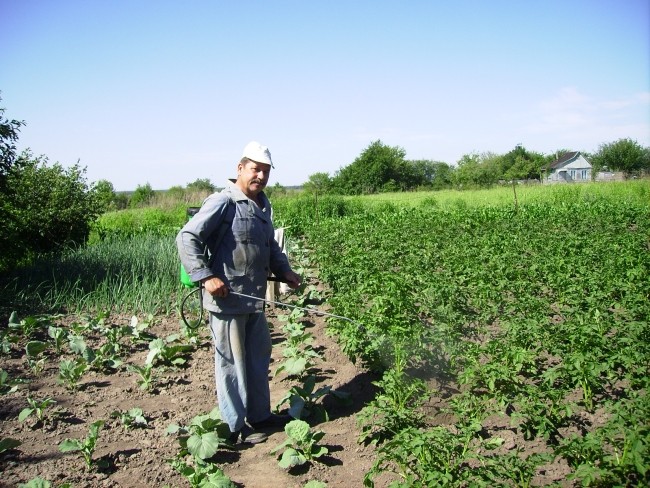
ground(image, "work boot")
xmin=228 ymin=425 xmax=267 ymax=445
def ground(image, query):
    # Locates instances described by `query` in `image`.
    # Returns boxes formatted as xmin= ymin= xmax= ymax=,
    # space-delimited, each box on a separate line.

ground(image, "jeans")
xmin=209 ymin=311 xmax=272 ymax=432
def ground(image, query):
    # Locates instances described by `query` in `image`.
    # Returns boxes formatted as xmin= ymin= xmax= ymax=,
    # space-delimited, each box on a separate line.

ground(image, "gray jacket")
xmin=175 ymin=181 xmax=292 ymax=314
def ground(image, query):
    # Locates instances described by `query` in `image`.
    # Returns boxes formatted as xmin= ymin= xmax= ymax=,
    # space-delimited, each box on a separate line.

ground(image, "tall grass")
xmin=2 ymin=234 xmax=180 ymax=316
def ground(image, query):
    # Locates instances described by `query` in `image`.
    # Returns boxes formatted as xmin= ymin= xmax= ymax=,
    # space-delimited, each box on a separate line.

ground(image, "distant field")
xmin=352 ymin=179 xmax=650 ymax=208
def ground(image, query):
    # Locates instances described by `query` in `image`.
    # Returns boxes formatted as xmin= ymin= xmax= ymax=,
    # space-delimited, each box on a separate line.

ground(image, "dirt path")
xmin=0 ymin=303 xmax=382 ymax=487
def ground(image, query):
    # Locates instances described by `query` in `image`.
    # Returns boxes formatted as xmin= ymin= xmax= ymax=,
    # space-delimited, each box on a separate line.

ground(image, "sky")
xmin=1 ymin=0 xmax=648 ymax=191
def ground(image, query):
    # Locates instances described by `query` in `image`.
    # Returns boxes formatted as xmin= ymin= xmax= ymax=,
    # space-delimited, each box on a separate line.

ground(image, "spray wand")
xmin=180 ymin=277 xmax=362 ymax=329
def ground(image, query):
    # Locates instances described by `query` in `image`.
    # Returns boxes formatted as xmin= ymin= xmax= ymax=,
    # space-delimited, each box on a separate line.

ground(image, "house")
xmin=544 ymin=152 xmax=592 ymax=183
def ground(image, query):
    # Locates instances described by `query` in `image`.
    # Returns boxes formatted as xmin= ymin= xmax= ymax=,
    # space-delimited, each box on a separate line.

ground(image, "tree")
xmin=452 ymin=153 xmax=492 ymax=187
xmin=93 ymin=179 xmax=117 ymax=212
xmin=591 ymin=138 xmax=650 ymax=175
xmin=331 ymin=140 xmax=414 ymax=194
xmin=303 ymin=172 xmax=333 ymax=194
xmin=0 ymin=95 xmax=25 ymax=188
xmin=409 ymin=160 xmax=453 ymax=190
xmin=129 ymin=183 xmax=155 ymax=208
xmin=186 ymin=178 xmax=215 ymax=193
xmin=500 ymin=145 xmax=547 ymax=181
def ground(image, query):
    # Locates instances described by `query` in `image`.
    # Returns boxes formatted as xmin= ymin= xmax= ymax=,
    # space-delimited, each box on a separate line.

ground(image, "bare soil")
xmin=0 ymin=304 xmax=385 ymax=488
xmin=1 ymin=296 xmax=592 ymax=488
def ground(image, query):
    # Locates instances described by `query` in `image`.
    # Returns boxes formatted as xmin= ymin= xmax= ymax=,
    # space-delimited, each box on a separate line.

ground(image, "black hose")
xmin=180 ymin=285 xmax=203 ymax=330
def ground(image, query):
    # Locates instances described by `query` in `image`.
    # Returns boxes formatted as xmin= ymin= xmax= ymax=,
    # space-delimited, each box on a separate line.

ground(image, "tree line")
xmin=302 ymin=139 xmax=650 ymax=195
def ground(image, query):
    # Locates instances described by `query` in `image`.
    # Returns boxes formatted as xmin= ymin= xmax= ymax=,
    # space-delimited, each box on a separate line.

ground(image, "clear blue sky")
xmin=1 ymin=0 xmax=648 ymax=191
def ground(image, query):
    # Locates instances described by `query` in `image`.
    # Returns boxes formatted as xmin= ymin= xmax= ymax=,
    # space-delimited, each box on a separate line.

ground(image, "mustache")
xmin=251 ymin=179 xmax=266 ymax=185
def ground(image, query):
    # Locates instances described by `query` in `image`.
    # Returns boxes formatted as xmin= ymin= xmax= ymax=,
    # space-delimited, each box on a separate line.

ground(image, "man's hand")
xmin=282 ymin=271 xmax=302 ymax=289
xmin=202 ymin=276 xmax=229 ymax=298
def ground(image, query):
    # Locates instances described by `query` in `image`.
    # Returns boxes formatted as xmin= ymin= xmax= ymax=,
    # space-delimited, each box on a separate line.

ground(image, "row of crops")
xmin=276 ymin=187 xmax=649 ymax=486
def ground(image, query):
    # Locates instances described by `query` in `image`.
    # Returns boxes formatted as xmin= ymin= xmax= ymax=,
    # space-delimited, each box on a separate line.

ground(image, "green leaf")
xmin=283 ymin=357 xmax=307 ymax=376
xmin=278 ymin=447 xmax=307 ymax=468
xmin=58 ymin=439 xmax=82 ymax=452
xmin=311 ymin=445 xmax=328 ymax=458
xmin=25 ymin=341 xmax=47 ymax=357
xmin=82 ymin=347 xmax=96 ymax=364
xmin=285 ymin=419 xmax=310 ymax=442
xmin=303 ymin=481 xmax=327 ymax=488
xmin=0 ymin=437 xmax=21 ymax=453
xmin=187 ymin=432 xmax=220 ymax=460
xmin=18 ymin=477 xmax=51 ymax=488
xmin=288 ymin=396 xmax=306 ymax=419
xmin=18 ymin=408 xmax=34 ymax=422
xmin=68 ymin=335 xmax=86 ymax=355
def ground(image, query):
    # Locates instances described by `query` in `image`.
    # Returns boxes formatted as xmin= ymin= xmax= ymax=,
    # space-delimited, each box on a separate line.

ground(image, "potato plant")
xmin=303 ymin=191 xmax=650 ymax=486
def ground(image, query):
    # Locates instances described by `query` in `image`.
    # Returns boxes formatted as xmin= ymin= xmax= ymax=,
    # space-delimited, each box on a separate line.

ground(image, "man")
xmin=176 ymin=141 xmax=301 ymax=444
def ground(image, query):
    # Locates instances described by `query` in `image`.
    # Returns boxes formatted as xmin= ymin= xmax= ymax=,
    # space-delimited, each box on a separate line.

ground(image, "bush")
xmin=0 ymin=151 xmax=101 ymax=272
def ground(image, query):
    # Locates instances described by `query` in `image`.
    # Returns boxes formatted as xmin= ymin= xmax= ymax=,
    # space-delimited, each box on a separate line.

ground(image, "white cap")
xmin=241 ymin=141 xmax=274 ymax=168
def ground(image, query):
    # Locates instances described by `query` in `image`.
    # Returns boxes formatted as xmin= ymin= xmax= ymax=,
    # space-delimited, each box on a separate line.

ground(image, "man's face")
xmin=236 ymin=159 xmax=271 ymax=197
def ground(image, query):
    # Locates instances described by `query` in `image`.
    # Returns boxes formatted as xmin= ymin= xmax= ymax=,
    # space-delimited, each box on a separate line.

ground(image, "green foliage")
xmin=19 ymin=396 xmax=57 ymax=425
xmin=303 ymin=482 xmax=327 ymax=488
xmin=129 ymin=182 xmax=156 ymax=208
xmin=58 ymin=357 xmax=88 ymax=390
xmin=331 ymin=140 xmax=420 ymax=194
xmin=0 ymin=151 xmax=101 ymax=271
xmin=25 ymin=340 xmax=47 ymax=374
xmin=8 ymin=311 xmax=52 ymax=338
xmin=0 ymin=369 xmax=26 ymax=395
xmin=58 ymin=420 xmax=106 ymax=470
xmin=292 ymin=185 xmax=650 ymax=485
xmin=18 ymin=479 xmax=71 ymax=488
xmin=19 ymin=478 xmax=52 ymax=488
xmin=409 ymin=160 xmax=454 ymax=190
xmin=92 ymin=179 xmax=118 ymax=212
xmin=274 ymin=315 xmax=322 ymax=379
xmin=0 ymin=437 xmax=21 ymax=454
xmin=186 ymin=178 xmax=215 ymax=193
xmin=111 ymin=407 xmax=148 ymax=429
xmin=91 ymin=206 xmax=184 ymax=241
xmin=500 ymin=145 xmax=548 ymax=181
xmin=146 ymin=335 xmax=194 ymax=367
xmin=127 ymin=362 xmax=156 ymax=391
xmin=271 ymin=419 xmax=328 ymax=469
xmin=168 ymin=456 xmax=235 ymax=488
xmin=47 ymin=325 xmax=68 ymax=354
xmin=358 ymin=349 xmax=428 ymax=445
xmin=167 ymin=407 xmax=231 ymax=461
xmin=0 ymin=95 xmax=25 ymax=184
xmin=591 ymin=137 xmax=650 ymax=174
xmin=303 ymin=172 xmax=333 ymax=194
xmin=3 ymin=233 xmax=179 ymax=315
xmin=276 ymin=374 xmax=351 ymax=421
